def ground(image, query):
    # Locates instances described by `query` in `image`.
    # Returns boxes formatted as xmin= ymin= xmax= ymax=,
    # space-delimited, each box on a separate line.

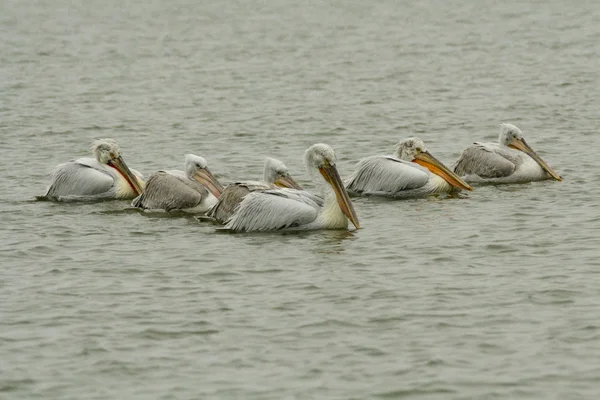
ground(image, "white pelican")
xmin=207 ymin=157 xmax=304 ymax=223
xmin=453 ymin=123 xmax=562 ymax=184
xmin=40 ymin=138 xmax=144 ymax=202
xmin=131 ymin=154 xmax=224 ymax=212
xmin=345 ymin=137 xmax=472 ymax=198
xmin=222 ymin=144 xmax=360 ymax=232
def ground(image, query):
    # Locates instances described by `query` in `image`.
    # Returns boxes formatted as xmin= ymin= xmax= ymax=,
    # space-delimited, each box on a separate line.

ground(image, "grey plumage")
xmin=131 ymin=171 xmax=210 ymax=211
xmin=40 ymin=158 xmax=143 ymax=202
xmin=452 ymin=143 xmax=518 ymax=179
xmin=206 ymin=156 xmax=306 ymax=224
xmin=344 ymin=137 xmax=471 ymax=198
xmin=43 ymin=159 xmax=114 ymax=201
xmin=345 ymin=156 xmax=431 ymax=198
xmin=219 ymin=143 xmax=359 ymax=232
xmin=39 ymin=138 xmax=144 ymax=202
xmin=131 ymin=154 xmax=222 ymax=213
xmin=206 ymin=181 xmax=270 ymax=223
xmin=223 ymin=189 xmax=322 ymax=232
xmin=208 ymin=181 xmax=323 ymax=224
xmin=452 ymin=123 xmax=562 ymax=184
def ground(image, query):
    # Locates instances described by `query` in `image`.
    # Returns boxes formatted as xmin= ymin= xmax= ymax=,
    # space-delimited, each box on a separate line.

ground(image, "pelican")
xmin=40 ymin=138 xmax=144 ymax=202
xmin=131 ymin=154 xmax=224 ymax=212
xmin=453 ymin=123 xmax=562 ymax=184
xmin=222 ymin=144 xmax=360 ymax=232
xmin=345 ymin=137 xmax=472 ymax=198
xmin=207 ymin=157 xmax=304 ymax=223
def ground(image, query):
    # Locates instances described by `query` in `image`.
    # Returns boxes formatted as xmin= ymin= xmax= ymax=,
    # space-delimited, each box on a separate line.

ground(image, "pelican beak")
xmin=319 ymin=164 xmax=360 ymax=230
xmin=107 ymin=156 xmax=144 ymax=196
xmin=274 ymin=174 xmax=303 ymax=190
xmin=193 ymin=167 xmax=224 ymax=197
xmin=509 ymin=138 xmax=562 ymax=181
xmin=413 ymin=151 xmax=473 ymax=191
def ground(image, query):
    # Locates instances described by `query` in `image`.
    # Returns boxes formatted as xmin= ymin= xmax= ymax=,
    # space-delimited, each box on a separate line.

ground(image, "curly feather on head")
xmin=91 ymin=138 xmax=121 ymax=164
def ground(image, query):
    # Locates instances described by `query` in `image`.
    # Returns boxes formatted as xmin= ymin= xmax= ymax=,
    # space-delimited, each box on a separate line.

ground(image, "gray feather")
xmin=131 ymin=171 xmax=207 ymax=211
xmin=42 ymin=158 xmax=116 ymax=201
xmin=266 ymin=189 xmax=324 ymax=208
xmin=208 ymin=181 xmax=323 ymax=224
xmin=206 ymin=183 xmax=255 ymax=223
xmin=223 ymin=189 xmax=319 ymax=232
xmin=206 ymin=181 xmax=273 ymax=223
xmin=453 ymin=143 xmax=518 ymax=179
xmin=345 ymin=156 xmax=429 ymax=196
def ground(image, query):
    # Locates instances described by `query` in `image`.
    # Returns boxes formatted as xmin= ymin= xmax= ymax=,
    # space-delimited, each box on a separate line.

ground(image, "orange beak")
xmin=319 ymin=164 xmax=360 ymax=230
xmin=413 ymin=151 xmax=473 ymax=191
xmin=274 ymin=174 xmax=303 ymax=190
xmin=107 ymin=156 xmax=144 ymax=196
xmin=509 ymin=138 xmax=562 ymax=181
xmin=193 ymin=167 xmax=224 ymax=197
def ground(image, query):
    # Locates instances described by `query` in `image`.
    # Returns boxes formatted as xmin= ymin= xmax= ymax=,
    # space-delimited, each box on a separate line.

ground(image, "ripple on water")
xmin=2 ymin=0 xmax=600 ymax=399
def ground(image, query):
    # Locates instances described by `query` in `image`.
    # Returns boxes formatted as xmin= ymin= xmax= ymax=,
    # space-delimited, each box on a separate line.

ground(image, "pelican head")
xmin=499 ymin=123 xmax=524 ymax=146
xmin=499 ymin=123 xmax=562 ymax=181
xmin=305 ymin=144 xmax=360 ymax=229
xmin=395 ymin=137 xmax=472 ymax=191
xmin=264 ymin=157 xmax=303 ymax=190
xmin=184 ymin=154 xmax=224 ymax=197
xmin=92 ymin=138 xmax=143 ymax=196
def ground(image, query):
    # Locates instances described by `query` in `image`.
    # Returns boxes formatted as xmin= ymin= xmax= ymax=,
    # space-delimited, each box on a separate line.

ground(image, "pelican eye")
xmin=416 ymin=147 xmax=422 ymax=153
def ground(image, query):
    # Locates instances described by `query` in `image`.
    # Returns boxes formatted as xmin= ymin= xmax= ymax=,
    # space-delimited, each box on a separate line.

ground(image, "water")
xmin=2 ymin=0 xmax=600 ymax=398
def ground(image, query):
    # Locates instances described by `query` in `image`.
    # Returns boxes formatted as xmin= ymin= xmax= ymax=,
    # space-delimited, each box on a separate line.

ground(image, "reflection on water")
xmin=313 ymin=229 xmax=358 ymax=254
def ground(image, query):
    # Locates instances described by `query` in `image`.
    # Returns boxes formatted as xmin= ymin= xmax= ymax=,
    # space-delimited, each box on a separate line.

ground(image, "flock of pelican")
xmin=39 ymin=123 xmax=561 ymax=232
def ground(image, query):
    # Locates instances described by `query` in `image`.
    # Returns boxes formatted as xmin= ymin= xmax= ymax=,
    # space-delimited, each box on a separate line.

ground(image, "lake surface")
xmin=2 ymin=0 xmax=600 ymax=398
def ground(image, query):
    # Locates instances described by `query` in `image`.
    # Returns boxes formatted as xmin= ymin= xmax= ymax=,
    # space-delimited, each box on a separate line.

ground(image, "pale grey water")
xmin=1 ymin=0 xmax=600 ymax=398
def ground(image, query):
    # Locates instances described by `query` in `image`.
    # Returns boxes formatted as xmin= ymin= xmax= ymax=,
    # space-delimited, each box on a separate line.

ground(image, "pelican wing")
xmin=223 ymin=189 xmax=319 ymax=232
xmin=269 ymin=188 xmax=324 ymax=207
xmin=43 ymin=159 xmax=115 ymax=201
xmin=206 ymin=184 xmax=253 ymax=223
xmin=453 ymin=143 xmax=517 ymax=178
xmin=233 ymin=181 xmax=272 ymax=191
xmin=207 ymin=180 xmax=310 ymax=223
xmin=345 ymin=156 xmax=429 ymax=196
xmin=294 ymin=190 xmax=324 ymax=207
xmin=131 ymin=171 xmax=208 ymax=211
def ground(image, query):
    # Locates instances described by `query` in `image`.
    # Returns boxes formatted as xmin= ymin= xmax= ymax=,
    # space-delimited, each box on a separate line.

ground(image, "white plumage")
xmin=346 ymin=137 xmax=472 ymax=198
xmin=222 ymin=144 xmax=360 ymax=232
xmin=40 ymin=139 xmax=144 ymax=202
xmin=224 ymin=189 xmax=323 ymax=231
xmin=453 ymin=124 xmax=562 ymax=184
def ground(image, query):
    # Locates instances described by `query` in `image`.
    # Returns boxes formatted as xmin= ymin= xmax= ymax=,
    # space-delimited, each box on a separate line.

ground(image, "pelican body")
xmin=40 ymin=139 xmax=144 ymax=202
xmin=131 ymin=154 xmax=223 ymax=213
xmin=207 ymin=157 xmax=303 ymax=223
xmin=345 ymin=138 xmax=472 ymax=198
xmin=222 ymin=144 xmax=360 ymax=232
xmin=453 ymin=124 xmax=562 ymax=184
